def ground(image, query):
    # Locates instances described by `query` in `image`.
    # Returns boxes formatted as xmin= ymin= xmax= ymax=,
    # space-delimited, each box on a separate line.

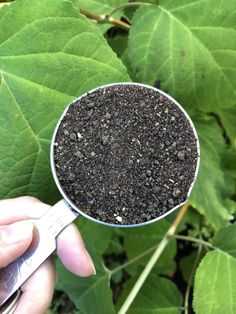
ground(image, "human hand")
xmin=0 ymin=196 xmax=95 ymax=314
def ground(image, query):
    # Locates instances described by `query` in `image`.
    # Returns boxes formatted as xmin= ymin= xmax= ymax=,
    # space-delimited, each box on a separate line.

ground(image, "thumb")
xmin=0 ymin=220 xmax=33 ymax=268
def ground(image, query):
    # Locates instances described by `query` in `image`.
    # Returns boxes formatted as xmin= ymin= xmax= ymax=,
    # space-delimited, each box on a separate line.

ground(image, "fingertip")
xmin=56 ymin=224 xmax=95 ymax=277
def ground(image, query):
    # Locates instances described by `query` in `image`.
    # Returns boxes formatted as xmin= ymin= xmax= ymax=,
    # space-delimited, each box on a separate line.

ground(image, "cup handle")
xmin=0 ymin=199 xmax=78 ymax=307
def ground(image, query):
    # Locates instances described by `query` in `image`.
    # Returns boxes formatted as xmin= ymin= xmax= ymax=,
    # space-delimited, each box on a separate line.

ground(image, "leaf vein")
xmin=159 ymin=5 xmax=236 ymax=98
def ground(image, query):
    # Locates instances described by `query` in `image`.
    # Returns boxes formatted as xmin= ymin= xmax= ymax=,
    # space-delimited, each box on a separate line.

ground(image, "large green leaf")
xmin=194 ymin=250 xmax=236 ymax=314
xmin=123 ymin=219 xmax=176 ymax=274
xmin=217 ymin=106 xmax=236 ymax=148
xmin=193 ymin=224 xmax=236 ymax=314
xmin=190 ymin=114 xmax=234 ymax=229
xmin=212 ymin=223 xmax=236 ymax=257
xmin=117 ymin=274 xmax=183 ymax=313
xmin=77 ymin=0 xmax=127 ymax=15
xmin=76 ymin=216 xmax=113 ymax=254
xmin=179 ymin=250 xmax=200 ymax=284
xmin=106 ymin=34 xmax=128 ymax=58
xmin=56 ymin=253 xmax=115 ymax=314
xmin=0 ymin=0 xmax=130 ymax=202
xmin=127 ymin=1 xmax=236 ymax=112
xmin=225 ymin=150 xmax=236 ymax=180
xmin=105 ymin=33 xmax=139 ymax=81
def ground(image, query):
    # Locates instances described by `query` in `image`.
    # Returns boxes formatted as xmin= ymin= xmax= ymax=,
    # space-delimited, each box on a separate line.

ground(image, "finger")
xmin=57 ymin=223 xmax=96 ymax=277
xmin=0 ymin=220 xmax=33 ymax=268
xmin=15 ymin=258 xmax=56 ymax=314
xmin=0 ymin=196 xmax=50 ymax=224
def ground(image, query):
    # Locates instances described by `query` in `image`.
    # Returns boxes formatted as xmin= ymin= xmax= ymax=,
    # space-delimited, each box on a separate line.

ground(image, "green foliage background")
xmin=0 ymin=0 xmax=235 ymax=313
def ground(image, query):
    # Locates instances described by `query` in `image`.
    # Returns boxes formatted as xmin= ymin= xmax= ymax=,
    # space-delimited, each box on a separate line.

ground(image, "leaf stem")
xmin=170 ymin=234 xmax=213 ymax=249
xmin=0 ymin=2 xmax=9 ymax=8
xmin=106 ymin=16 xmax=130 ymax=30
xmin=111 ymin=244 xmax=159 ymax=275
xmin=111 ymin=232 xmax=213 ymax=275
xmin=79 ymin=9 xmax=130 ymax=31
xmin=108 ymin=2 xmax=151 ymax=17
xmin=118 ymin=203 xmax=189 ymax=314
xmin=79 ymin=8 xmax=105 ymax=22
xmin=184 ymin=242 xmax=203 ymax=314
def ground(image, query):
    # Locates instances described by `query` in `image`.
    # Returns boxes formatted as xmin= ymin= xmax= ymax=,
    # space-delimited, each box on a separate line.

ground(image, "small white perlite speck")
xmin=116 ymin=216 xmax=122 ymax=222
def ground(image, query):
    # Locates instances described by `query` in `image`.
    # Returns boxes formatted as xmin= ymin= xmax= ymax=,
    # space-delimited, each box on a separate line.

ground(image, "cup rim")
xmin=50 ymin=82 xmax=200 ymax=228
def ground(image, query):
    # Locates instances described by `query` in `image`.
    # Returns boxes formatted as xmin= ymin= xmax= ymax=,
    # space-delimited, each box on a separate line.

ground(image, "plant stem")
xmin=118 ymin=203 xmax=189 ymax=314
xmin=0 ymin=2 xmax=9 ymax=8
xmin=111 ymin=244 xmax=159 ymax=275
xmin=79 ymin=8 xmax=105 ymax=22
xmin=170 ymin=234 xmax=213 ymax=249
xmin=106 ymin=16 xmax=130 ymax=30
xmin=118 ymin=237 xmax=170 ymax=314
xmin=112 ymin=232 xmax=213 ymax=275
xmin=184 ymin=242 xmax=203 ymax=314
xmin=79 ymin=8 xmax=130 ymax=31
xmin=108 ymin=2 xmax=151 ymax=17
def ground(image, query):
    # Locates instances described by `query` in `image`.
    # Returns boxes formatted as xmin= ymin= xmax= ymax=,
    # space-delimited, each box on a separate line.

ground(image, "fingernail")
xmin=85 ymin=250 xmax=96 ymax=275
xmin=0 ymin=220 xmax=33 ymax=245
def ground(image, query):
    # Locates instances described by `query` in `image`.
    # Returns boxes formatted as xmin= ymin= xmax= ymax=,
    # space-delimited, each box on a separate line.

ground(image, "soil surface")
xmin=54 ymin=84 xmax=198 ymax=225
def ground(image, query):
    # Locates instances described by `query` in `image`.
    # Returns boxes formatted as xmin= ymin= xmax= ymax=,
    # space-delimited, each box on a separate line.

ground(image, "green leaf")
xmin=56 ymin=254 xmax=115 ymax=314
xmin=0 ymin=0 xmax=130 ymax=202
xmin=190 ymin=114 xmax=234 ymax=229
xmin=127 ymin=1 xmax=236 ymax=112
xmin=46 ymin=310 xmax=57 ymax=314
xmin=223 ymin=199 xmax=236 ymax=215
xmin=212 ymin=223 xmax=236 ymax=258
xmin=77 ymin=0 xmax=127 ymax=15
xmin=193 ymin=250 xmax=236 ymax=314
xmin=106 ymin=34 xmax=138 ymax=81
xmin=106 ymin=34 xmax=128 ymax=58
xmin=193 ymin=224 xmax=236 ymax=313
xmin=225 ymin=149 xmax=236 ymax=179
xmin=178 ymin=207 xmax=201 ymax=235
xmin=123 ymin=219 xmax=176 ymax=274
xmin=76 ymin=216 xmax=113 ymax=254
xmin=117 ymin=274 xmax=183 ymax=313
xmin=217 ymin=106 xmax=236 ymax=148
xmin=105 ymin=229 xmax=124 ymax=255
xmin=179 ymin=250 xmax=203 ymax=284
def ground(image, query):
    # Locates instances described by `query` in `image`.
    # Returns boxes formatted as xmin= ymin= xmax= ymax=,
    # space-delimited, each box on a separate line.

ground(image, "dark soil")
xmin=54 ymin=84 xmax=198 ymax=225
